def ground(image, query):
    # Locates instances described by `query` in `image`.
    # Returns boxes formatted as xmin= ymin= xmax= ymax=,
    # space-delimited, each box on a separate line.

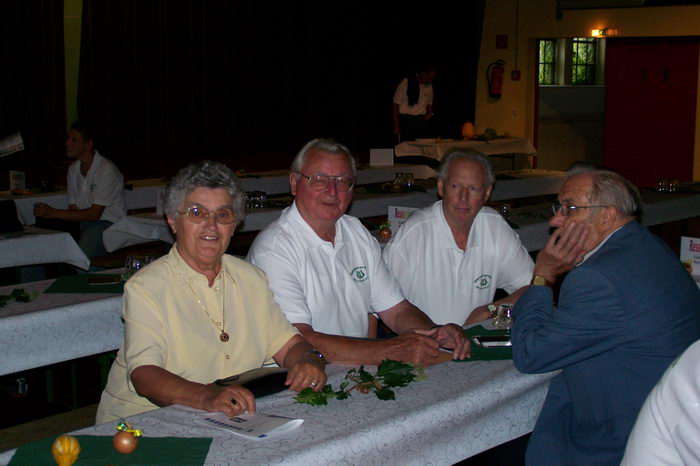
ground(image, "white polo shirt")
xmin=622 ymin=339 xmax=700 ymax=465
xmin=247 ymin=202 xmax=405 ymax=338
xmin=393 ymin=78 xmax=434 ymax=116
xmin=382 ymin=201 xmax=533 ymax=325
xmin=67 ymin=151 xmax=127 ymax=223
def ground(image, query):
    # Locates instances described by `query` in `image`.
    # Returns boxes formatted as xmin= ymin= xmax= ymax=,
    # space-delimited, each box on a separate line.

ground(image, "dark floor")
xmin=0 ymin=352 xmax=114 ymax=451
xmin=455 ymin=434 xmax=530 ymax=466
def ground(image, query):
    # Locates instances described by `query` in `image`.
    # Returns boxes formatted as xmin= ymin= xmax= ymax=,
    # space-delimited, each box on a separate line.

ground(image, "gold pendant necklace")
xmin=187 ymin=277 xmax=229 ymax=343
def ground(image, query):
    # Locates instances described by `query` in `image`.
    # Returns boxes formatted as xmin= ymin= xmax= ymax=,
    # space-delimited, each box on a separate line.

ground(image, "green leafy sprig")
xmin=0 ymin=288 xmax=37 ymax=308
xmin=294 ymin=360 xmax=425 ymax=406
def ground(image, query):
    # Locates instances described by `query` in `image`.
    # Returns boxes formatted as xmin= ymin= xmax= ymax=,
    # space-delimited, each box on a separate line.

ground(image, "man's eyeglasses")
xmin=177 ymin=205 xmax=236 ymax=224
xmin=297 ymin=173 xmax=355 ymax=192
xmin=551 ymin=204 xmax=610 ymax=216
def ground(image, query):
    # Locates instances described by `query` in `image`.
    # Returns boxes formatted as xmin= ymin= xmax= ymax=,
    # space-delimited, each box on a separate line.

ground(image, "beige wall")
xmin=476 ymin=0 xmax=700 ymax=176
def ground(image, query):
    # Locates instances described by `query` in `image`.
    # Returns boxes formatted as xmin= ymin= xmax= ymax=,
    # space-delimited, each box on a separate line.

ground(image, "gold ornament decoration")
xmin=113 ymin=420 xmax=143 ymax=454
xmin=461 ymin=121 xmax=475 ymax=140
xmin=51 ymin=435 xmax=81 ymax=466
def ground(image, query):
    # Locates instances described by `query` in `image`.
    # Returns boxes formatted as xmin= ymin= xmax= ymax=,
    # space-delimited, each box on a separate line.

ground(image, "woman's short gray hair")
xmin=573 ymin=169 xmax=640 ymax=217
xmin=437 ymin=149 xmax=495 ymax=186
xmin=163 ymin=160 xmax=245 ymax=223
xmin=290 ymin=138 xmax=357 ymax=177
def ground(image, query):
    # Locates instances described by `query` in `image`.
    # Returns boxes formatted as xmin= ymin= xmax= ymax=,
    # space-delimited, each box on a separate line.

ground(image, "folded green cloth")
xmin=456 ymin=324 xmax=512 ymax=361
xmin=44 ymin=274 xmax=124 ymax=294
xmin=9 ymin=435 xmax=212 ymax=465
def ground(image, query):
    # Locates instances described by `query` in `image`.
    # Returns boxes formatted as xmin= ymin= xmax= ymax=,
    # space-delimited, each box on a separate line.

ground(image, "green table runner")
xmin=456 ymin=325 xmax=512 ymax=361
xmin=44 ymin=274 xmax=124 ymax=294
xmin=9 ymin=435 xmax=212 ymax=465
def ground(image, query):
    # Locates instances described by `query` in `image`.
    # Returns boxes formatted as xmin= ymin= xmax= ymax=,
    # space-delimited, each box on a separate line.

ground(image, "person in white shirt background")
xmin=383 ymin=149 xmax=533 ymax=326
xmin=33 ymin=121 xmax=126 ymax=263
xmin=392 ymin=65 xmax=437 ymax=143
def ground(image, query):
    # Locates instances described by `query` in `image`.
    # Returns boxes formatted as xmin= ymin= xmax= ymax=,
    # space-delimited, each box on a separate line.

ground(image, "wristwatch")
xmin=487 ymin=304 xmax=498 ymax=318
xmin=531 ymin=275 xmax=553 ymax=288
xmin=303 ymin=348 xmax=327 ymax=364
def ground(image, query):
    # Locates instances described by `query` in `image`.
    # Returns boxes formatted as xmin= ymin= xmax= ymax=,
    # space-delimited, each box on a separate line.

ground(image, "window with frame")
xmin=538 ymin=39 xmax=557 ymax=85
xmin=571 ymin=37 xmax=597 ymax=85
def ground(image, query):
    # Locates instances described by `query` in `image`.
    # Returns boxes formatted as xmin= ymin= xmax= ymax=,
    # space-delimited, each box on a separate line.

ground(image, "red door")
xmin=604 ymin=37 xmax=699 ymax=188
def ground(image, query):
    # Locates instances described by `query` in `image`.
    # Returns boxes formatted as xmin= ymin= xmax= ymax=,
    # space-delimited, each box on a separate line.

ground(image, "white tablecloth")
xmin=0 ymin=276 xmax=123 ymax=376
xmin=0 ymin=360 xmax=554 ymax=465
xmin=239 ymin=164 xmax=436 ymax=195
xmin=2 ymin=166 xmax=436 ymax=225
xmin=102 ymin=189 xmax=441 ymax=252
xmin=507 ymin=191 xmax=700 ymax=253
xmin=0 ymin=227 xmax=90 ymax=270
xmin=395 ymin=137 xmax=537 ymax=161
xmin=2 ymin=180 xmax=166 ymax=225
xmin=491 ymin=170 xmax=566 ymax=201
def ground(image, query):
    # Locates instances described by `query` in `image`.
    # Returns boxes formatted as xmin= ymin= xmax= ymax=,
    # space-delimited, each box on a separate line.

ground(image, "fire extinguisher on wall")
xmin=487 ymin=59 xmax=506 ymax=98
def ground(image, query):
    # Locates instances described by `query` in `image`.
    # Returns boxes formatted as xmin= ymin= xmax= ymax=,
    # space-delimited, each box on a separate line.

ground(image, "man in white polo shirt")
xmin=33 ymin=121 xmax=126 ymax=261
xmin=247 ymin=138 xmax=470 ymax=365
xmin=383 ymin=149 xmax=533 ymax=326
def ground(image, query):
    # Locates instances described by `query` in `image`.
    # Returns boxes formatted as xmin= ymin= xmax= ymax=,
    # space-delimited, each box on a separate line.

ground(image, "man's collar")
xmin=289 ymin=202 xmax=343 ymax=248
xmin=578 ymin=219 xmax=634 ymax=265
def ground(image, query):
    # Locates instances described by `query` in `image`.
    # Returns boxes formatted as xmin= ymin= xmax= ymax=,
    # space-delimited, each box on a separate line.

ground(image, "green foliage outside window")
xmin=538 ymin=39 xmax=556 ymax=85
xmin=571 ymin=38 xmax=596 ymax=85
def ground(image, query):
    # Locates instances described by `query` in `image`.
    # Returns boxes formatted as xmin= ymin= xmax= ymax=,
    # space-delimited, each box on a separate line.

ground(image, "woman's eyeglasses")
xmin=177 ymin=205 xmax=236 ymax=224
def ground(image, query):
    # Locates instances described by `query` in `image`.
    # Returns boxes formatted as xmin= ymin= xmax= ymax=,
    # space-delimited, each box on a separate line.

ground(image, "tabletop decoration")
xmin=295 ymin=359 xmax=425 ymax=406
xmin=378 ymin=219 xmax=392 ymax=240
xmin=50 ymin=435 xmax=80 ymax=466
xmin=113 ymin=420 xmax=143 ymax=454
xmin=0 ymin=288 xmax=37 ymax=308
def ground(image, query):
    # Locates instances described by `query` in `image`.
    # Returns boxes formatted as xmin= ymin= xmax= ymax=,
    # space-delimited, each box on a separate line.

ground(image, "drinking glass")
xmin=122 ymin=255 xmax=154 ymax=282
xmin=493 ymin=304 xmax=513 ymax=331
xmin=404 ymin=173 xmax=415 ymax=187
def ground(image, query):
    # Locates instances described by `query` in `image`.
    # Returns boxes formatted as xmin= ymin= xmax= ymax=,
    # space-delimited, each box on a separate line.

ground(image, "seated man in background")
xmin=511 ymin=169 xmax=700 ymax=465
xmin=247 ymin=138 xmax=470 ymax=365
xmin=383 ymin=149 xmax=533 ymax=326
xmin=34 ymin=121 xmax=126 ymax=260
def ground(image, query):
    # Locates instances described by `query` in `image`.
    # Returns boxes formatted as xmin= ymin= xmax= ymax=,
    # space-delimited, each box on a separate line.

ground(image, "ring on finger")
xmin=310 ymin=381 xmax=317 ymax=387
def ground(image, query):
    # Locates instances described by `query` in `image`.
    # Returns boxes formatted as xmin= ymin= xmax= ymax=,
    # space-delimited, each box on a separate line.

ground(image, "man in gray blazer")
xmin=512 ymin=169 xmax=700 ymax=465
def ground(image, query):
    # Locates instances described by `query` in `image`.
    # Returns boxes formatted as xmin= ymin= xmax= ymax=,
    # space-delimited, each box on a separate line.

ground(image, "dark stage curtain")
xmin=79 ymin=1 xmax=484 ymax=180
xmin=0 ymin=1 xmax=66 ymax=190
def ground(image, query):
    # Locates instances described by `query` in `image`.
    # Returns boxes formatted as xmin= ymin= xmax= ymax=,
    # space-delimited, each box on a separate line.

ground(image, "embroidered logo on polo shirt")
xmin=89 ymin=183 xmax=97 ymax=191
xmin=473 ymin=274 xmax=491 ymax=289
xmin=350 ymin=266 xmax=368 ymax=282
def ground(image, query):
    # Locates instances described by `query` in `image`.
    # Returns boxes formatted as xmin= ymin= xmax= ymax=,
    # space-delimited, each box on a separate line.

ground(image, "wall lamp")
xmin=591 ymin=28 xmax=619 ymax=37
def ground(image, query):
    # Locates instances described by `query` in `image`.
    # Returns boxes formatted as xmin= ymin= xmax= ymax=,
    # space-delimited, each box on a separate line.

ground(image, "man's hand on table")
xmin=415 ymin=324 xmax=471 ymax=360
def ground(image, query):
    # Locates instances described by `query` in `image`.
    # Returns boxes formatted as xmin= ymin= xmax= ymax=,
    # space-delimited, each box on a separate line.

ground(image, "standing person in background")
xmin=33 ymin=121 xmax=126 ymax=263
xmin=392 ymin=66 xmax=437 ymax=142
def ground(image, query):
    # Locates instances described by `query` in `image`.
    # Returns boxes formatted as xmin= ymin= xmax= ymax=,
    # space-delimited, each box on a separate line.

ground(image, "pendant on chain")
xmin=220 ymin=331 xmax=230 ymax=343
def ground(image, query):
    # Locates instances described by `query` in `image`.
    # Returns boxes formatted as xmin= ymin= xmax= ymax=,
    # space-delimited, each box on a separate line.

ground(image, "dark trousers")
xmin=398 ymin=114 xmax=427 ymax=142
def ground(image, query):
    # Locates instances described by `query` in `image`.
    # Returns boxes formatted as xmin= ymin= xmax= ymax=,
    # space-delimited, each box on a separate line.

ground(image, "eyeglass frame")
xmin=551 ymin=204 xmax=610 ymax=216
xmin=176 ymin=205 xmax=237 ymax=224
xmin=295 ymin=172 xmax=355 ymax=192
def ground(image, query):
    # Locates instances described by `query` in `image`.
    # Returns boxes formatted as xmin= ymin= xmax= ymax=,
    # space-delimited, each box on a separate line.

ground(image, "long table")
xmin=0 ymin=277 xmax=122 ymax=376
xmin=395 ymin=137 xmax=537 ymax=162
xmin=0 ymin=360 xmax=555 ymax=465
xmin=2 ymin=165 xmax=436 ymax=225
xmin=0 ymin=227 xmax=90 ymax=270
xmin=102 ymin=189 xmax=441 ymax=252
